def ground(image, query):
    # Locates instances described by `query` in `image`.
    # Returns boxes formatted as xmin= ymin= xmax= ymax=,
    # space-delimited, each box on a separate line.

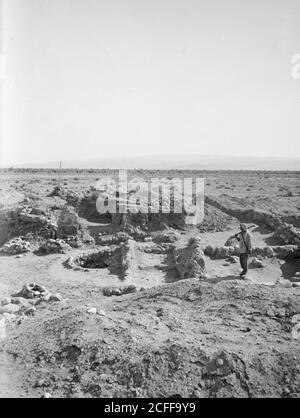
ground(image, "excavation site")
xmin=0 ymin=170 xmax=299 ymax=398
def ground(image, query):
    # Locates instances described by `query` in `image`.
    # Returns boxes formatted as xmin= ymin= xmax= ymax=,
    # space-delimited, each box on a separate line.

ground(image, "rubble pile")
xmin=103 ymin=284 xmax=137 ymax=297
xmin=249 ymin=257 xmax=265 ymax=269
xmin=64 ymin=235 xmax=83 ymax=248
xmin=173 ymin=237 xmax=206 ymax=280
xmin=141 ymin=243 xmax=175 ymax=254
xmin=152 ymin=230 xmax=180 ymax=244
xmin=66 ymin=191 xmax=83 ymax=208
xmin=13 ymin=283 xmax=51 ymax=300
xmin=0 ymin=283 xmax=63 ymax=317
xmin=0 ymin=237 xmax=32 ymax=255
xmin=39 ymin=239 xmax=71 ymax=255
xmin=96 ymin=232 xmax=130 ymax=246
xmin=57 ymin=206 xmax=82 ymax=237
xmin=8 ymin=206 xmax=52 ymax=239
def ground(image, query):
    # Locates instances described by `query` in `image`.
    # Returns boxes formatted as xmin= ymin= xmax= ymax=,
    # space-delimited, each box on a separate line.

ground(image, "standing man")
xmin=232 ymin=224 xmax=252 ymax=277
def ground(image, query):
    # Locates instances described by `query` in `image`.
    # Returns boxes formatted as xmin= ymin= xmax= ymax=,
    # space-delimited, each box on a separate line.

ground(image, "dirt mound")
xmin=5 ymin=206 xmax=52 ymax=242
xmin=198 ymin=204 xmax=240 ymax=232
xmin=3 ymin=280 xmax=300 ymax=398
xmin=0 ymin=238 xmax=32 ymax=255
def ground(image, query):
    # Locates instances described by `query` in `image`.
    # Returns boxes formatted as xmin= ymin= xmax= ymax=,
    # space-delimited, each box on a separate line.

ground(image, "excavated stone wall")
xmin=204 ymin=244 xmax=299 ymax=260
xmin=206 ymin=196 xmax=300 ymax=246
xmin=173 ymin=237 xmax=206 ymax=280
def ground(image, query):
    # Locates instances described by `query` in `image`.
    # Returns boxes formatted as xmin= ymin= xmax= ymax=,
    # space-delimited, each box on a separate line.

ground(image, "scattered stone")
xmin=204 ymin=245 xmax=216 ymax=257
xmin=199 ymin=273 xmax=209 ymax=280
xmin=64 ymin=235 xmax=83 ymax=248
xmin=49 ymin=293 xmax=63 ymax=302
xmin=249 ymin=258 xmax=264 ymax=269
xmin=226 ymin=256 xmax=239 ymax=264
xmin=122 ymin=285 xmax=137 ymax=295
xmin=97 ymin=232 xmax=130 ymax=246
xmin=87 ymin=307 xmax=97 ymax=315
xmin=103 ymin=288 xmax=113 ymax=297
xmin=43 ymin=392 xmax=52 ymax=399
xmin=292 ymin=283 xmax=300 ymax=288
xmin=25 ymin=306 xmax=36 ymax=316
xmin=193 ymin=389 xmax=205 ymax=398
xmin=41 ymin=293 xmax=52 ymax=302
xmin=98 ymin=310 xmax=106 ymax=317
xmin=153 ymin=230 xmax=180 ymax=244
xmin=103 ymin=285 xmax=137 ymax=297
xmin=266 ymin=307 xmax=275 ymax=317
xmin=14 ymin=283 xmax=49 ymax=300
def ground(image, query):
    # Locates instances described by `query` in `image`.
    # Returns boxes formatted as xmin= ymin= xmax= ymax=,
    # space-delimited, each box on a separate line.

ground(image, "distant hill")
xmin=10 ymin=155 xmax=300 ymax=171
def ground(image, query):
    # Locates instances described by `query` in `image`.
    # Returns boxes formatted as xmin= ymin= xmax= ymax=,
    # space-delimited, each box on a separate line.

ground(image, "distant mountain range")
xmin=10 ymin=155 xmax=300 ymax=171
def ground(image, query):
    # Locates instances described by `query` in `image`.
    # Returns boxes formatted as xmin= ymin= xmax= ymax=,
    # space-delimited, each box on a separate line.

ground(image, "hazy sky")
xmin=1 ymin=0 xmax=300 ymax=166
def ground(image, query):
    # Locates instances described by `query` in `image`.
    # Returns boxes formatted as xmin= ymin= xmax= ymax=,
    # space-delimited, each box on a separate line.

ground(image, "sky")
xmin=0 ymin=0 xmax=300 ymax=166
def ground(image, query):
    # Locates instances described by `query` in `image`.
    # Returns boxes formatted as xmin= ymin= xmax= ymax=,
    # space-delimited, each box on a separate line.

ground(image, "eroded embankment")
xmin=2 ymin=279 xmax=300 ymax=398
xmin=205 ymin=196 xmax=300 ymax=246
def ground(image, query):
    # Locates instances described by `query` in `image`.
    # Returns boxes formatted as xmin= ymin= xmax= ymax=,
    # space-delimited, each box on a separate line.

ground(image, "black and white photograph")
xmin=0 ymin=0 xmax=300 ymax=401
